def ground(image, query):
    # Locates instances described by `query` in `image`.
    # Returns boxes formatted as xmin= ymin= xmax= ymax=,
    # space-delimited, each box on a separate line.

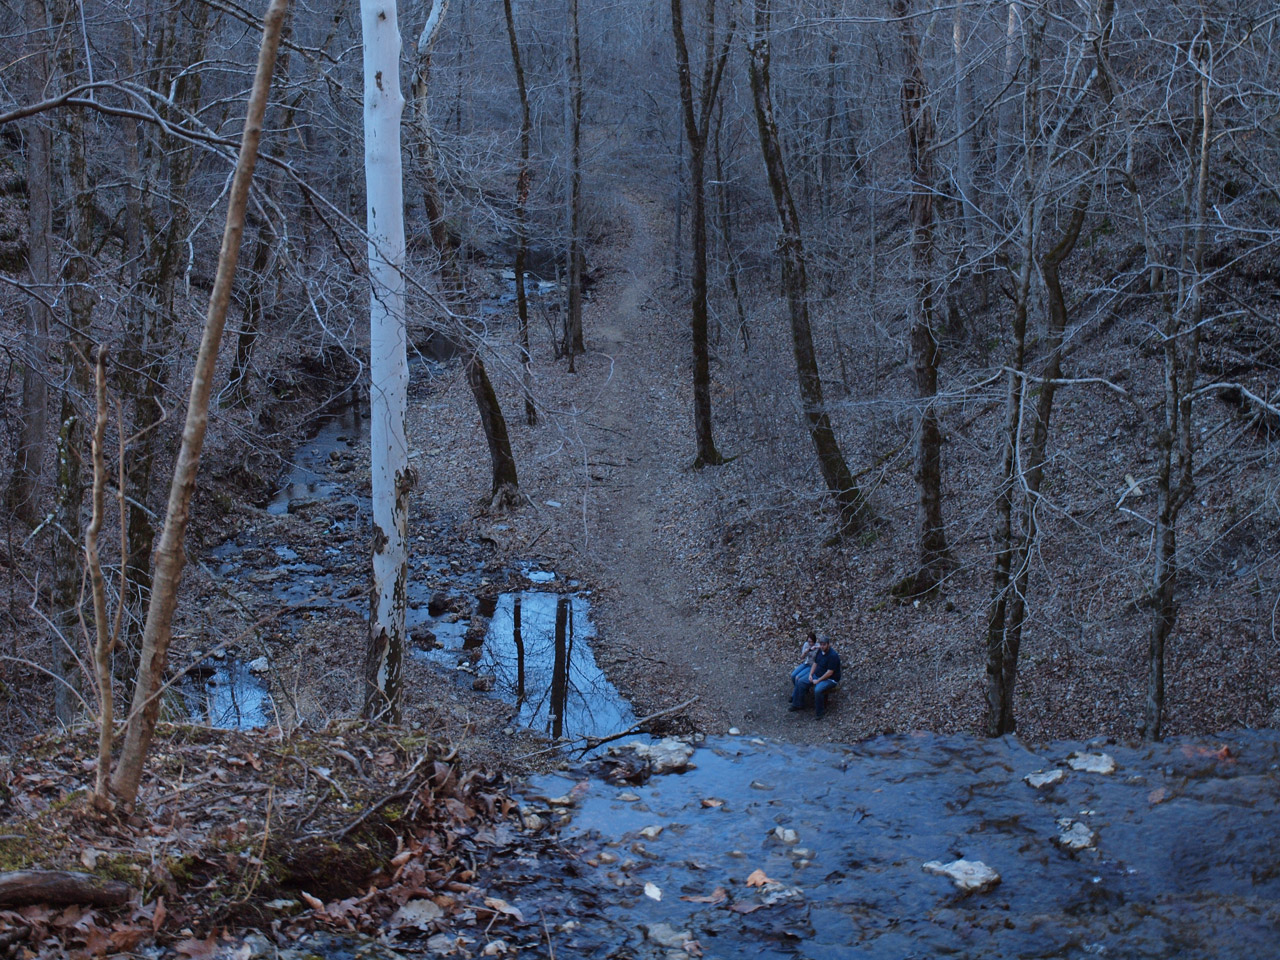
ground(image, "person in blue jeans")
xmin=789 ymin=635 xmax=840 ymax=719
xmin=789 ymin=630 xmax=819 ymax=684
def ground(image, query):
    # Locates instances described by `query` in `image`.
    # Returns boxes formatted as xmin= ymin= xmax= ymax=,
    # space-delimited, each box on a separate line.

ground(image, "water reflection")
xmin=418 ymin=590 xmax=633 ymax=742
xmin=178 ymin=659 xmax=272 ymax=729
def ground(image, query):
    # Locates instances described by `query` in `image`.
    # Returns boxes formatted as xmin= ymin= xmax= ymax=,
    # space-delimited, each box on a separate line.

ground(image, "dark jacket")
xmin=812 ymin=647 xmax=841 ymax=683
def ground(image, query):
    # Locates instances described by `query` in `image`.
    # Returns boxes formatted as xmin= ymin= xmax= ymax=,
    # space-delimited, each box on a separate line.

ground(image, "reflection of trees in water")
xmin=179 ymin=661 xmax=271 ymax=729
xmin=484 ymin=592 xmax=632 ymax=740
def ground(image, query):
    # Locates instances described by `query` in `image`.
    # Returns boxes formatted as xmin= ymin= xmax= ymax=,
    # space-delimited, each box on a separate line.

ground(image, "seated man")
xmin=789 ymin=635 xmax=840 ymax=719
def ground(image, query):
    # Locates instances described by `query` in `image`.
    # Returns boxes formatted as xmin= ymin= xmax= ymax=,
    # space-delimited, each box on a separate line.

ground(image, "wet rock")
xmin=609 ymin=737 xmax=695 ymax=774
xmin=428 ymin=592 xmax=466 ymax=617
xmin=286 ymin=496 xmax=324 ymax=515
xmin=772 ymin=827 xmax=799 ymax=845
xmin=410 ymin=626 xmax=438 ymax=648
xmin=1024 ymin=769 xmax=1065 ymax=789
xmin=758 ymin=881 xmax=804 ymax=905
xmin=644 ymin=922 xmax=693 ymax=949
xmin=1067 ymin=752 xmax=1117 ymax=774
xmin=521 ymin=813 xmax=546 ymax=834
xmin=789 ymin=846 xmax=815 ymax=860
xmin=1056 ymin=818 xmax=1097 ymax=850
xmin=639 ymin=825 xmax=663 ymax=839
xmin=617 ymin=792 xmax=641 ymax=802
xmin=922 ymin=858 xmax=1001 ymax=893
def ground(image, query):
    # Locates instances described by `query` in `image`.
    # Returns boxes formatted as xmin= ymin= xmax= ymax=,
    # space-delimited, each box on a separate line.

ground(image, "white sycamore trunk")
xmin=362 ymin=0 xmax=411 ymax=720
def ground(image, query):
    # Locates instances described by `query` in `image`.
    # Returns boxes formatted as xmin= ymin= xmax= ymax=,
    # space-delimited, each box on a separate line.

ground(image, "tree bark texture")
xmin=0 ymin=871 xmax=133 ymax=908
xmin=6 ymin=0 xmax=54 ymax=527
xmin=113 ymin=0 xmax=289 ymax=803
xmin=748 ymin=0 xmax=867 ymax=535
xmin=361 ymin=0 xmax=411 ymax=723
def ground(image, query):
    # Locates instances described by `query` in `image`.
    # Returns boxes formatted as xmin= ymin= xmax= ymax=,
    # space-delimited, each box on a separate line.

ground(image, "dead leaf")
xmin=643 ymin=882 xmax=663 ymax=901
xmin=79 ymin=847 xmax=100 ymax=870
xmin=746 ymin=869 xmax=773 ymax=888
xmin=482 ymin=897 xmax=524 ymax=923
xmin=680 ymin=886 xmax=728 ymax=904
xmin=174 ymin=933 xmax=219 ymax=959
xmin=300 ymin=891 xmax=325 ymax=912
xmin=730 ymin=902 xmax=767 ymax=914
xmin=568 ymin=779 xmax=591 ymax=803
xmin=1148 ymin=787 xmax=1168 ymax=804
xmin=684 ymin=939 xmax=704 ymax=957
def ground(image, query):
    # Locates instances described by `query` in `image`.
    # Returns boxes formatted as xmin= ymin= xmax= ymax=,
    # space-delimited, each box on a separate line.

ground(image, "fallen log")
xmin=0 ymin=870 xmax=134 ymax=907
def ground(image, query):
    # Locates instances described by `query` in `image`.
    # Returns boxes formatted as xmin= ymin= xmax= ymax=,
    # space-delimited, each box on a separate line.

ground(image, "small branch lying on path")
xmin=514 ymin=697 xmax=700 ymax=762
xmin=0 ymin=870 xmax=134 ymax=907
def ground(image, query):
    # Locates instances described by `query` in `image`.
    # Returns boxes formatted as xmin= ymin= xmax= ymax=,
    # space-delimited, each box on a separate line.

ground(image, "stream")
xmin=497 ymin=730 xmax=1280 ymax=959
xmin=186 ymin=271 xmax=632 ymax=743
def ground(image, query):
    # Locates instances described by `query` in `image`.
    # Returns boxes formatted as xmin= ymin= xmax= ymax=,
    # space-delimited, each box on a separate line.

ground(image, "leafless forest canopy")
xmin=2 ymin=0 xmax=1279 ymax=746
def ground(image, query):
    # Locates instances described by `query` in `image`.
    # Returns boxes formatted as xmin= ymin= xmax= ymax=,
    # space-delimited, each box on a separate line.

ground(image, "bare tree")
xmin=747 ymin=0 xmax=867 ymax=535
xmin=360 ymin=0 xmax=412 ymax=722
xmin=113 ymin=0 xmax=289 ymax=802
xmin=411 ymin=0 xmax=520 ymax=511
xmin=5 ymin=0 xmax=54 ymax=528
xmin=671 ymin=0 xmax=735 ymax=468
xmin=893 ymin=0 xmax=949 ymax=595
xmin=503 ymin=0 xmax=537 ymax=426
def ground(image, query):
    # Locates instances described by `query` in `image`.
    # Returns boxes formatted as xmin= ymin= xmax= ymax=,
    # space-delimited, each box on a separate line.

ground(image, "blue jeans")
xmin=790 ymin=663 xmax=811 ymax=683
xmin=792 ymin=675 xmax=838 ymax=716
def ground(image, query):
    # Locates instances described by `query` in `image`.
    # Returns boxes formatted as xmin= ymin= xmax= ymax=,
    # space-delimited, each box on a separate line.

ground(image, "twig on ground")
xmin=513 ymin=697 xmax=700 ymax=761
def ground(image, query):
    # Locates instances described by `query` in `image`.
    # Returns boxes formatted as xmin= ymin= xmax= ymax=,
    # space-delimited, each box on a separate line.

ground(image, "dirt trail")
xmin=560 ymin=194 xmax=811 ymax=741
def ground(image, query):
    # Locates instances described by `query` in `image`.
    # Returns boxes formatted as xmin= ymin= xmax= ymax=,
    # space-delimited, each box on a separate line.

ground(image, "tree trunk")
xmin=671 ymin=0 xmax=733 ymax=468
xmin=361 ymin=0 xmax=411 ymax=722
xmin=6 ymin=0 xmax=53 ymax=527
xmin=563 ymin=0 xmax=585 ymax=359
xmin=503 ymin=0 xmax=537 ymax=427
xmin=748 ymin=0 xmax=867 ymax=535
xmin=895 ymin=0 xmax=949 ymax=594
xmin=412 ymin=3 xmax=520 ymax=511
xmin=112 ymin=0 xmax=288 ymax=802
xmin=1146 ymin=63 xmax=1209 ymax=740
xmin=984 ymin=15 xmax=1040 ymax=737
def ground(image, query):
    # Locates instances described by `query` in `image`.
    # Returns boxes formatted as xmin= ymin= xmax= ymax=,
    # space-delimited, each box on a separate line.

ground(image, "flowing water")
xmin=499 ymin=730 xmax=1280 ymax=959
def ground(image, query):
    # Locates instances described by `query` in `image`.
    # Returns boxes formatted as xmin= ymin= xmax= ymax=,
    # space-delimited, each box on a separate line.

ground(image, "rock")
xmin=1024 ymin=769 xmax=1065 ymax=789
xmin=427 ymin=592 xmax=465 ymax=617
xmin=758 ymin=881 xmax=804 ymax=905
xmin=409 ymin=626 xmax=438 ymax=648
xmin=644 ymin=922 xmax=692 ymax=949
xmin=772 ymin=827 xmax=799 ymax=845
xmin=1067 ymin=752 xmax=1117 ymax=774
xmin=472 ymin=674 xmax=495 ymax=692
xmin=789 ymin=846 xmax=815 ymax=860
xmin=609 ymin=737 xmax=695 ymax=774
xmin=521 ymin=814 xmax=546 ymax=834
xmin=639 ymin=825 xmax=663 ymax=839
xmin=248 ymin=656 xmax=270 ymax=674
xmin=617 ymin=792 xmax=641 ymax=802
xmin=1056 ymin=818 xmax=1097 ymax=850
xmin=922 ymin=858 xmax=1002 ymax=893
xmin=392 ymin=898 xmax=443 ymax=930
xmin=728 ymin=727 xmax=741 ymax=736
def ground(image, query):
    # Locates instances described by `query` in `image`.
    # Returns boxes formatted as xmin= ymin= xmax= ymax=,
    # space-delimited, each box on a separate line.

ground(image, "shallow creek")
xmin=497 ymin=730 xmax=1280 ymax=959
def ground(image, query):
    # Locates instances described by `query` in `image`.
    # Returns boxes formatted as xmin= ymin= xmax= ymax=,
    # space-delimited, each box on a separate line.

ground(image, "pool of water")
xmin=416 ymin=589 xmax=634 ymax=742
